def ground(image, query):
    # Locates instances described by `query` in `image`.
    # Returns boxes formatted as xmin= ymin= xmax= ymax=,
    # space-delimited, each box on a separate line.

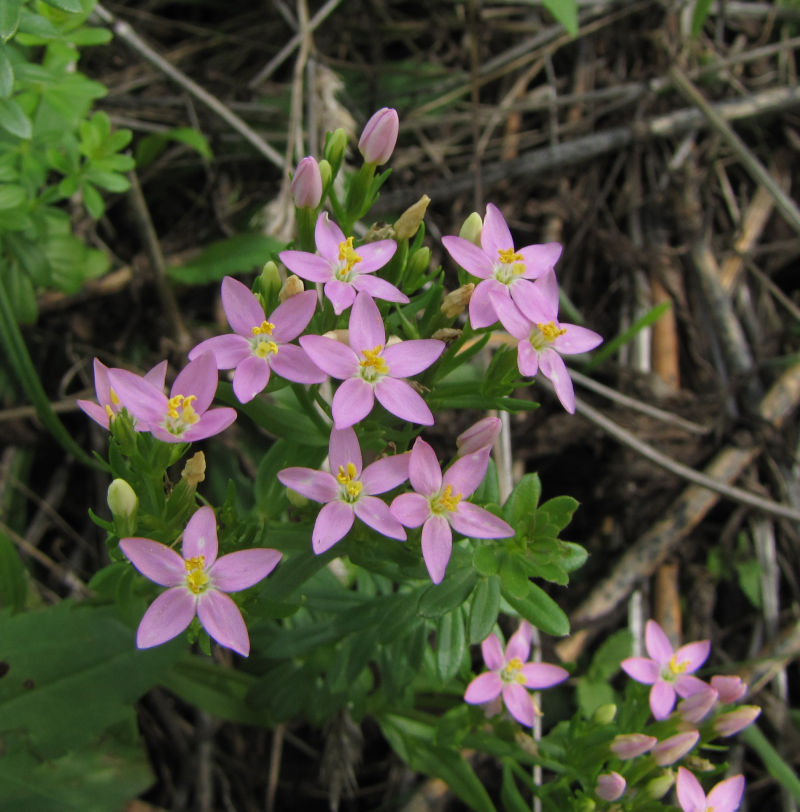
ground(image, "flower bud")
xmin=713 ymin=705 xmax=761 ymax=737
xmin=609 ymin=733 xmax=657 ymax=760
xmin=107 ymin=479 xmax=137 ymax=518
xmin=291 ymin=156 xmax=323 ymax=209
xmin=651 ymin=730 xmax=699 ymax=766
xmin=595 ymin=772 xmax=625 ymax=802
xmin=324 ymin=127 xmax=348 ymax=174
xmin=406 ymin=246 xmax=431 ymax=279
xmin=574 ymin=799 xmax=596 ymax=812
xmin=459 ymin=211 xmax=483 ymax=245
xmin=260 ymin=261 xmax=283 ymax=299
xmin=181 ymin=451 xmax=206 ymax=487
xmin=457 ymin=416 xmax=501 ymax=457
xmin=678 ymin=686 xmax=718 ymax=723
xmin=318 ymin=159 xmax=332 ymax=190
xmin=710 ymin=675 xmax=747 ymax=704
xmin=279 ymin=274 xmax=305 ymax=302
xmin=394 ymin=194 xmax=431 ymax=241
xmin=286 ymin=487 xmax=308 ymax=508
xmin=441 ymin=283 xmax=474 ymax=318
xmin=431 ymin=327 xmax=461 ymax=343
xmin=642 ymin=770 xmax=674 ymax=800
xmin=358 ymin=107 xmax=399 ymax=165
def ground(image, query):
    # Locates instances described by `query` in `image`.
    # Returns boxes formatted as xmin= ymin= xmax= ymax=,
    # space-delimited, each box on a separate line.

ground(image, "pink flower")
xmin=441 ymin=203 xmax=563 ymax=328
xmin=300 ymin=292 xmax=444 ymax=429
xmin=390 ymin=437 xmax=513 ymax=583
xmin=610 ymin=733 xmax=658 ymax=760
xmin=713 ymin=705 xmax=761 ymax=737
xmin=109 ymin=352 xmax=236 ymax=443
xmin=651 ymin=730 xmax=700 ymax=766
xmin=120 ymin=507 xmax=281 ymax=656
xmin=710 ymin=675 xmax=747 ymax=704
xmin=490 ymin=270 xmax=602 ymax=413
xmin=291 ymin=155 xmax=323 ymax=208
xmin=77 ymin=357 xmax=167 ymax=430
xmin=596 ymin=772 xmax=626 ymax=802
xmin=464 ymin=621 xmax=568 ymax=727
xmin=188 ymin=276 xmax=325 ymax=403
xmin=280 ymin=213 xmax=405 ymax=315
xmin=358 ymin=107 xmax=399 ymax=165
xmin=676 ymin=767 xmax=744 ymax=812
xmin=621 ymin=619 xmax=711 ymax=720
xmin=277 ymin=426 xmax=408 ymax=553
xmin=455 ymin=416 xmax=501 ymax=457
xmin=678 ymin=685 xmax=719 ymax=723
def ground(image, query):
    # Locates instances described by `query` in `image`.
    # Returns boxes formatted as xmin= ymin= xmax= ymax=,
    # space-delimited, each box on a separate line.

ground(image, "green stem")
xmin=741 ymin=724 xmax=800 ymax=803
xmin=0 ymin=274 xmax=101 ymax=470
xmin=291 ymin=384 xmax=331 ymax=434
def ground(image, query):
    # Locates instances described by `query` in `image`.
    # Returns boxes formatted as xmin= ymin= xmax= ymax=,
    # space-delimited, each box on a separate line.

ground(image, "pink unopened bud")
xmin=610 ymin=733 xmax=657 ymax=760
xmin=714 ymin=705 xmax=761 ymax=737
xmin=678 ymin=686 xmax=718 ymax=723
xmin=291 ymin=156 xmax=323 ymax=208
xmin=457 ymin=416 xmax=502 ymax=456
xmin=358 ymin=107 xmax=399 ymax=165
xmin=595 ymin=772 xmax=626 ymax=802
xmin=710 ymin=675 xmax=747 ymax=704
xmin=652 ymin=730 xmax=699 ymax=766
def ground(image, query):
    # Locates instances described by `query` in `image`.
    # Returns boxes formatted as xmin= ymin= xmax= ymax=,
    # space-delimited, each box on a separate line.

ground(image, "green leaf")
xmin=0 ymin=183 xmax=25 ymax=209
xmin=585 ymin=301 xmax=671 ymax=371
xmin=135 ymin=126 xmax=213 ymax=168
xmin=0 ymin=97 xmax=31 ymax=138
xmin=168 ymin=233 xmax=286 ymax=285
xmin=537 ymin=495 xmax=579 ymax=534
xmin=691 ymin=0 xmax=713 ymax=36
xmin=503 ymin=582 xmax=569 ymax=637
xmin=3 ymin=264 xmax=37 ymax=324
xmin=543 ymin=0 xmax=578 ymax=35
xmin=499 ymin=553 xmax=529 ymax=599
xmin=436 ymin=608 xmax=466 ymax=681
xmin=501 ymin=762 xmax=531 ymax=812
xmin=40 ymin=0 xmax=84 ymax=12
xmin=0 ymin=530 xmax=27 ymax=612
xmin=468 ymin=575 xmax=500 ymax=644
xmin=0 ymin=43 xmax=13 ymax=97
xmin=81 ymin=181 xmax=104 ymax=218
xmin=0 ymin=0 xmax=22 ymax=41
xmin=504 ymin=472 xmax=541 ymax=530
xmin=418 ymin=567 xmax=477 ymax=618
xmin=85 ymin=169 xmax=130 ymax=193
xmin=472 ymin=543 xmax=500 ymax=577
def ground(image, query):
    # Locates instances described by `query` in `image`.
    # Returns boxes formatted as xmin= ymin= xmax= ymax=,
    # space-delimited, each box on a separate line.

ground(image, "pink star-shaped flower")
xmin=676 ymin=767 xmax=744 ymax=812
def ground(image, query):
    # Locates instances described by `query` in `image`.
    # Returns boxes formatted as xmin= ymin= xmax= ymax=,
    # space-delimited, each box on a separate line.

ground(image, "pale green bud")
xmin=394 ymin=195 xmax=431 ymax=241
xmin=592 ymin=703 xmax=618 ymax=725
xmin=260 ymin=261 xmax=283 ymax=298
xmin=324 ymin=128 xmax=348 ymax=175
xmin=642 ymin=770 xmax=675 ymax=800
xmin=459 ymin=212 xmax=483 ymax=245
xmin=107 ymin=479 xmax=137 ymax=517
xmin=407 ymin=246 xmax=431 ymax=278
xmin=318 ymin=159 xmax=332 ymax=190
xmin=286 ymin=487 xmax=308 ymax=508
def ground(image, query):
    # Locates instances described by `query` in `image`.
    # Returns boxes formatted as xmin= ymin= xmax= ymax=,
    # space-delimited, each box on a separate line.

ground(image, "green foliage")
xmin=543 ymin=0 xmax=579 ymax=35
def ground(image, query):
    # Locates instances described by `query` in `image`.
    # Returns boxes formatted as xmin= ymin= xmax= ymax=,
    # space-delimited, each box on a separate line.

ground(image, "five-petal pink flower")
xmin=442 ymin=203 xmax=563 ymax=328
xmin=390 ymin=437 xmax=512 ymax=583
xmin=280 ymin=213 xmax=406 ymax=315
xmin=277 ymin=426 xmax=408 ymax=553
xmin=676 ymin=767 xmax=744 ymax=812
xmin=189 ymin=276 xmax=325 ymax=403
xmin=120 ymin=507 xmax=281 ymax=656
xmin=464 ymin=621 xmax=568 ymax=727
xmin=300 ymin=292 xmax=444 ymax=428
xmin=109 ymin=352 xmax=236 ymax=443
xmin=621 ymin=619 xmax=711 ymax=720
xmin=490 ymin=270 xmax=602 ymax=413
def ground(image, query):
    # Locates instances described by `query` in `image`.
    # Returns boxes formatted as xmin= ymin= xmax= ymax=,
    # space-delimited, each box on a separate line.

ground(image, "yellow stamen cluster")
xmin=497 ymin=248 xmax=524 ymax=264
xmin=254 ymin=340 xmax=279 ymax=359
xmin=668 ymin=654 xmax=690 ymax=675
xmin=336 ymin=237 xmax=362 ymax=280
xmin=359 ymin=346 xmax=388 ymax=378
xmin=431 ymin=484 xmax=462 ymax=515
xmin=251 ymin=320 xmax=275 ymax=336
xmin=184 ymin=555 xmax=209 ymax=594
xmin=537 ymin=321 xmax=567 ymax=342
xmin=105 ymin=387 xmax=121 ymax=422
xmin=166 ymin=394 xmax=199 ymax=424
xmin=336 ymin=462 xmax=363 ymax=501
xmin=501 ymin=656 xmax=527 ymax=684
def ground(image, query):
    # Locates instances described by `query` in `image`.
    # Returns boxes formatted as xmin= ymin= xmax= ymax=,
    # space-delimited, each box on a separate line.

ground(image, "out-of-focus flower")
xmin=652 ymin=730 xmax=700 ymax=766
xmin=277 ymin=426 xmax=408 ymax=553
xmin=280 ymin=213 xmax=405 ymax=315
xmin=188 ymin=276 xmax=325 ymax=403
xmin=442 ymin=203 xmax=563 ymax=328
xmin=291 ymin=156 xmax=323 ymax=208
xmin=595 ymin=772 xmax=626 ymax=802
xmin=710 ymin=675 xmax=747 ymax=704
xmin=678 ymin=685 xmax=719 ymax=723
xmin=713 ymin=705 xmax=761 ymax=737
xmin=109 ymin=353 xmax=236 ymax=443
xmin=300 ymin=292 xmax=444 ymax=428
xmin=455 ymin=416 xmax=501 ymax=457
xmin=676 ymin=767 xmax=744 ymax=812
xmin=120 ymin=507 xmax=281 ymax=656
xmin=490 ymin=271 xmax=603 ymax=413
xmin=464 ymin=621 xmax=568 ymax=727
xmin=621 ymin=619 xmax=710 ymax=720
xmin=391 ymin=437 xmax=512 ymax=583
xmin=358 ymin=107 xmax=399 ymax=165
xmin=609 ymin=733 xmax=658 ymax=760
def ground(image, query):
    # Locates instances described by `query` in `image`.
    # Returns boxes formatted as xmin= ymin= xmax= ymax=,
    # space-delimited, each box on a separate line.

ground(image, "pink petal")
xmin=354 ymin=495 xmax=406 ymax=539
xmin=469 ymin=279 xmax=505 ymax=328
xmin=710 ymin=675 xmax=747 ymax=704
xmin=551 ymin=324 xmax=603 ymax=355
xmin=678 ymin=686 xmax=718 ymax=723
xmin=196 ymin=589 xmax=250 ymax=656
xmin=77 ymin=399 xmax=111 ymax=430
xmin=312 ymin=500 xmax=355 ymax=553
xmin=674 ymin=639 xmax=711 ymax=674
xmin=505 ymin=622 xmax=531 ymax=662
xmin=390 ymin=492 xmax=431 ymax=528
xmin=650 ymin=680 xmax=677 ymax=720
xmin=509 ymin=278 xmax=554 ymax=323
xmin=189 ymin=334 xmax=250 ymax=369
xmin=314 ymin=211 xmax=345 ymax=260
xmin=464 ymin=671 xmax=503 ymax=704
xmin=182 ymin=506 xmax=219 ymax=564
xmin=233 ymin=355 xmax=270 ymax=403
xmin=675 ymin=674 xmax=711 ymax=699
xmin=517 ymin=343 xmax=539 ymax=377
xmin=709 ymin=777 xmax=746 ymax=812
xmin=481 ymin=203 xmax=514 ymax=260
xmin=353 ymin=274 xmax=408 ymax=304
xmin=520 ymin=662 xmax=569 ymax=689
xmin=644 ymin=619 xmax=674 ymax=665
xmin=676 ymin=767 xmax=706 ymax=812
xmin=279 ymin=250 xmax=333 ymax=283
xmin=539 ymin=349 xmax=575 ymax=413
xmin=172 ymin=352 xmax=217 ymax=413
xmin=361 ymin=452 xmax=409 ymax=494
xmin=456 ymin=417 xmax=502 ymax=456
xmin=324 ymin=279 xmax=356 ymax=315
xmin=441 ymin=235 xmax=493 ymax=278
xmin=517 ymin=242 xmax=562 ymax=278
xmin=349 ymin=292 xmax=385 ymax=353
xmin=421 ymin=515 xmax=452 ymax=584
xmin=270 ymin=344 xmax=327 ymax=384
xmin=621 ymin=656 xmax=660 ymax=685
xmin=332 ymin=377 xmax=375 ymax=428
xmin=136 ymin=587 xmax=196 ymax=648
xmin=144 ymin=360 xmax=168 ymax=390
xmin=449 ymin=502 xmax=513 ymax=539
xmin=531 ymin=269 xmax=560 ymax=317
xmin=181 ymin=407 xmax=237 ymax=442
xmin=490 ymin=292 xmax=531 ymax=341
xmin=382 ymin=339 xmax=444 ymax=377
xmin=374 ymin=377 xmax=434 ymax=425
xmin=408 ymin=437 xmax=442 ymax=496
xmin=92 ymin=358 xmax=112 ymax=404
xmin=108 ymin=369 xmax=167 ymax=424
xmin=277 ymin=467 xmax=338 ymax=503
xmin=481 ymin=633 xmax=505 ymax=670
xmin=210 ymin=548 xmax=282 ymax=592
xmin=300 ymin=335 xmax=358 ymax=379
xmin=221 ymin=275 xmax=265 ymax=335
xmin=443 ymin=447 xmax=490 ymax=498
xmin=328 ymin=426 xmax=362 ymax=475
xmin=652 ymin=730 xmax=699 ymax=766
xmin=502 ymin=682 xmax=536 ymax=727
xmin=269 ymin=289 xmax=318 ymax=343
xmin=355 ymin=240 xmax=397 ymax=273
xmin=120 ymin=538 xmax=185 ymax=586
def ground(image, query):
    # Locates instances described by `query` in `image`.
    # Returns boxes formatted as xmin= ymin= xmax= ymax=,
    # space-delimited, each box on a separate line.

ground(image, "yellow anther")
xmin=537 ymin=321 xmax=567 ymax=342
xmin=105 ymin=403 xmax=115 ymax=421
xmin=184 ymin=555 xmax=209 ymax=594
xmin=431 ymin=484 xmax=462 ymax=515
xmin=251 ymin=320 xmax=275 ymax=336
xmin=109 ymin=388 xmax=120 ymax=406
xmin=668 ymin=654 xmax=689 ymax=675
xmin=338 ymin=237 xmax=362 ymax=270
xmin=185 ymin=555 xmax=205 ymax=572
xmin=498 ymin=248 xmax=524 ymax=264
xmin=336 ymin=462 xmax=362 ymax=500
xmin=166 ymin=394 xmax=199 ymax=425
xmin=254 ymin=340 xmax=279 ymax=358
xmin=502 ymin=656 xmax=527 ymax=684
xmin=512 ymin=263 xmax=526 ymax=275
xmin=359 ymin=346 xmax=388 ymax=375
